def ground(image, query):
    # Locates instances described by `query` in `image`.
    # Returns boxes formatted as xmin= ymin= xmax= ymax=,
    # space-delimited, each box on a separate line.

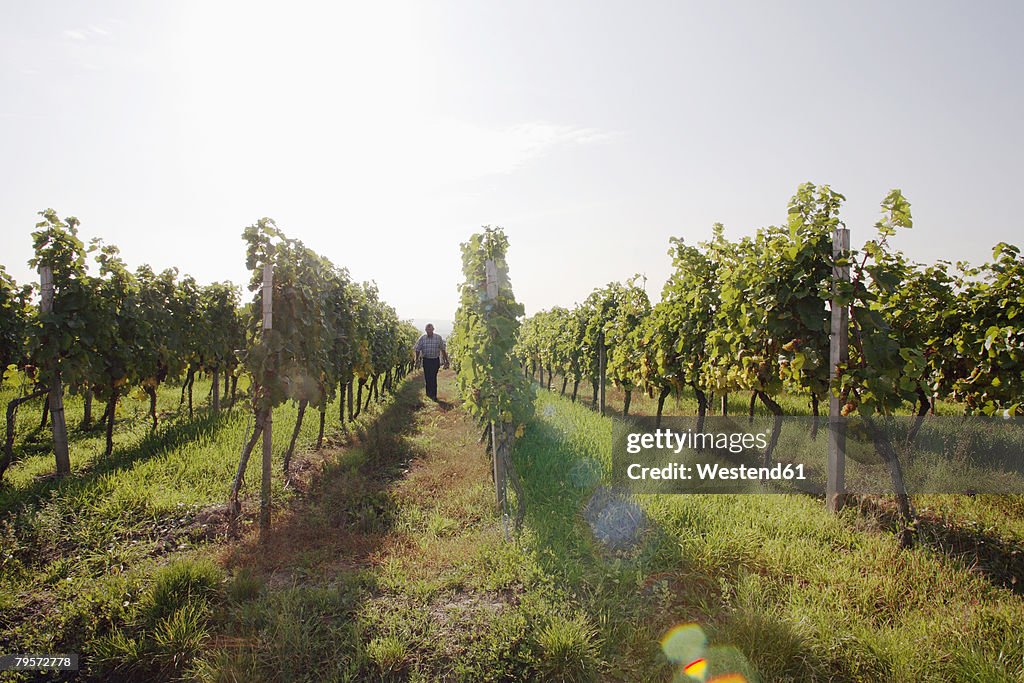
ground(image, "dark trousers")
xmin=423 ymin=357 xmax=441 ymax=399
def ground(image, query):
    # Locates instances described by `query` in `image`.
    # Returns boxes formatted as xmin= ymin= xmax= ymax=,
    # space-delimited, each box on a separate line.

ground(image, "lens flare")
xmin=583 ymin=488 xmax=646 ymax=551
xmin=661 ymin=623 xmax=707 ymax=664
xmin=662 ymin=625 xmax=751 ymax=683
xmin=569 ymin=457 xmax=602 ymax=489
xmin=683 ymin=656 xmax=708 ymax=679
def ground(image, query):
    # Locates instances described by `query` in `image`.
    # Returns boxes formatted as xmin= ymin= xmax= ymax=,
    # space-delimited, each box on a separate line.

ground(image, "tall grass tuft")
xmin=93 ymin=558 xmax=224 ymax=680
xmin=533 ymin=613 xmax=603 ymax=682
xmin=144 ymin=558 xmax=225 ymax=625
xmin=226 ymin=567 xmax=264 ymax=604
xmin=366 ymin=634 xmax=408 ymax=674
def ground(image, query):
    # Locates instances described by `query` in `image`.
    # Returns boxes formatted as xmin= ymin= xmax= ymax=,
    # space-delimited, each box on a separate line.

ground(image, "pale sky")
xmin=2 ymin=1 xmax=1021 ymax=321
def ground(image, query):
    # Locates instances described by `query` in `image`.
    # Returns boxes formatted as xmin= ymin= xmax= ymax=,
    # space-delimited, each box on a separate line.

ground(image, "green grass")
xmin=0 ymin=374 xmax=391 ymax=681
xmin=196 ymin=374 xmax=614 ymax=681
xmin=3 ymin=371 xmax=1022 ymax=681
xmin=522 ymin=388 xmax=1024 ymax=681
xmin=91 ymin=558 xmax=225 ymax=681
xmin=535 ymin=372 xmax=1024 ymax=595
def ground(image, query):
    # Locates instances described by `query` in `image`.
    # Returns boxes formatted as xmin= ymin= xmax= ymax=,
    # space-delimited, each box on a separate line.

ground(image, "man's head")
xmin=425 ymin=323 xmax=434 ymax=336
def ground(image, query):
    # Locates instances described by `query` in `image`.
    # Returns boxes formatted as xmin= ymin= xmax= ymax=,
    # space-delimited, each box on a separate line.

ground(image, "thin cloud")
xmin=418 ymin=120 xmax=617 ymax=184
xmin=567 ymin=129 xmax=617 ymax=145
xmin=503 ymin=122 xmax=614 ymax=163
xmin=62 ymin=25 xmax=111 ymax=41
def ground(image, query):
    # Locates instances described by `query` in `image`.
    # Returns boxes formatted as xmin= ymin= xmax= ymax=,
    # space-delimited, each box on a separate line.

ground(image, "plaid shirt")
xmin=414 ymin=333 xmax=446 ymax=359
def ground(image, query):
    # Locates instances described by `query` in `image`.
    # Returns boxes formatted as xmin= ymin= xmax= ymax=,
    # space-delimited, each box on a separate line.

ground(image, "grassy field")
xmin=521 ymin=390 xmax=1024 ymax=680
xmin=0 ymin=375 xmax=372 ymax=682
xmin=2 ymin=372 xmax=1023 ymax=681
xmin=534 ymin=372 xmax=1024 ymax=564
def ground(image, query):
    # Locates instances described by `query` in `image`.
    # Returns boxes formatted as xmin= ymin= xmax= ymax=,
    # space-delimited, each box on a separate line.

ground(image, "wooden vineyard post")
xmin=484 ymin=258 xmax=499 ymax=300
xmin=39 ymin=265 xmax=71 ymax=476
xmin=484 ymin=258 xmax=507 ymax=512
xmin=260 ymin=263 xmax=274 ymax=535
xmin=492 ymin=420 xmax=507 ymax=512
xmin=212 ymin=368 xmax=220 ymax=413
xmin=598 ymin=331 xmax=606 ymax=414
xmin=828 ymin=226 xmax=850 ymax=513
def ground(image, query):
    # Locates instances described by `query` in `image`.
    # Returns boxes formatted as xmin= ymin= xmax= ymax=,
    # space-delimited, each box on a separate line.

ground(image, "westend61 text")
xmin=626 ymin=462 xmax=807 ymax=482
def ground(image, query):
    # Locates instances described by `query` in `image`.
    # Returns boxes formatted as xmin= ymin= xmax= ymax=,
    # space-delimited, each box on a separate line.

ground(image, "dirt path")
xmin=220 ymin=369 xmax=484 ymax=578
xmin=210 ymin=369 xmax=675 ymax=681
xmin=212 ymin=371 xmax=562 ymax=680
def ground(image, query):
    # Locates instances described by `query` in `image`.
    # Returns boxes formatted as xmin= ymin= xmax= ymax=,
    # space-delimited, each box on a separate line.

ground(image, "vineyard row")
xmin=1 ymin=212 xmax=419 ymax=532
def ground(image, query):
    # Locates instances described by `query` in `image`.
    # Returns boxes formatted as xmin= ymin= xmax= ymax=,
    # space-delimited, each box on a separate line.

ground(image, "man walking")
xmin=414 ymin=323 xmax=449 ymax=400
